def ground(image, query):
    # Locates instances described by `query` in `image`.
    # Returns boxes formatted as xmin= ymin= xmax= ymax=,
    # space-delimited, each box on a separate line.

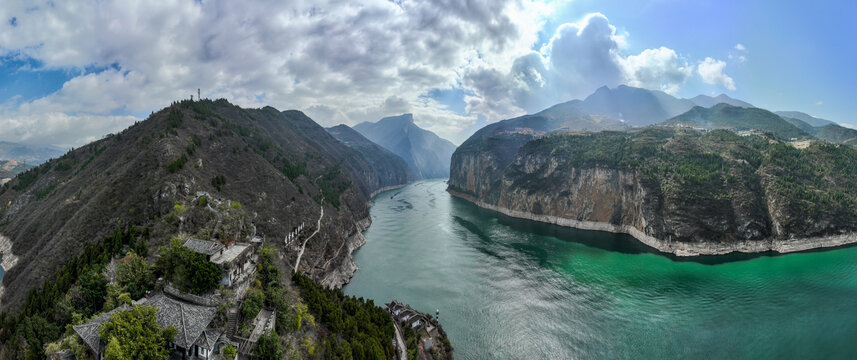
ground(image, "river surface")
xmin=343 ymin=180 xmax=857 ymax=359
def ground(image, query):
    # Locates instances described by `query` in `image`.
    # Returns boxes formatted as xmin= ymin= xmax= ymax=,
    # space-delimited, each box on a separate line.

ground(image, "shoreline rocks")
xmin=448 ymin=189 xmax=857 ymax=256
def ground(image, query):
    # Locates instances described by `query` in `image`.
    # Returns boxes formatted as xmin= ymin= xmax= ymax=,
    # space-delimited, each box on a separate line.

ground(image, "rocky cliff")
xmin=450 ymin=127 xmax=857 ymax=255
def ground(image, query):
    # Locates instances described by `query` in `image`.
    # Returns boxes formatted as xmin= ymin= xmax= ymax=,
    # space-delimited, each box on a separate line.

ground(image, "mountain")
xmin=353 ymin=114 xmax=457 ymax=179
xmin=780 ymin=116 xmax=818 ymax=135
xmin=449 ymin=127 xmax=857 ymax=256
xmin=451 ymin=103 xmax=628 ymax=204
xmin=775 ymin=111 xmax=836 ymax=127
xmin=577 ymin=85 xmax=695 ymax=126
xmin=662 ymin=104 xmax=810 ymax=139
xmin=689 ymin=94 xmax=755 ymax=108
xmin=0 ymin=160 xmax=33 ymax=185
xmin=326 ymin=124 xmax=414 ymax=191
xmin=815 ymin=124 xmax=857 ymax=146
xmin=0 ymin=98 xmax=409 ymax=312
xmin=0 ymin=141 xmax=65 ymax=164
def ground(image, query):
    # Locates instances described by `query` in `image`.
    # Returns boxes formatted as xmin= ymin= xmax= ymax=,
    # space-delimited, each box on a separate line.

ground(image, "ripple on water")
xmin=346 ymin=180 xmax=857 ymax=359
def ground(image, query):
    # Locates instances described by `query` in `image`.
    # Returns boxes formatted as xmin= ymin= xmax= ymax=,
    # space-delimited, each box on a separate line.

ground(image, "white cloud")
xmin=841 ymin=123 xmax=857 ymax=130
xmin=734 ymin=43 xmax=746 ymax=51
xmin=0 ymin=2 xmax=738 ymax=146
xmin=620 ymin=47 xmax=693 ymax=94
xmin=0 ymin=0 xmax=559 ymax=146
xmin=464 ymin=13 xmax=699 ymax=118
xmin=698 ymin=57 xmax=736 ymax=91
xmin=815 ymin=100 xmax=824 ymax=106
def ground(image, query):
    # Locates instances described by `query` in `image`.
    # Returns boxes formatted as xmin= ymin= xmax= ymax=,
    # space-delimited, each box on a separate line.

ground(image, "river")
xmin=343 ymin=179 xmax=857 ymax=359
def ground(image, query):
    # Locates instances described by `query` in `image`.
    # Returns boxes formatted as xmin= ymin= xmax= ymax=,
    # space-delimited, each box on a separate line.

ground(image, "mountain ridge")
xmin=0 ymin=99 xmax=407 ymax=312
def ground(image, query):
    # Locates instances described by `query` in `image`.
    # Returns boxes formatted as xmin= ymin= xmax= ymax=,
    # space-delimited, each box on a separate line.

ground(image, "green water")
xmin=343 ymin=180 xmax=857 ymax=359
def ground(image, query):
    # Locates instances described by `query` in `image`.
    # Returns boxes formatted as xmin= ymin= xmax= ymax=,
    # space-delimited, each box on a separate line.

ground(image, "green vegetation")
xmin=11 ymin=167 xmax=40 ymax=191
xmin=519 ymin=127 xmax=857 ymax=236
xmin=222 ymin=344 xmax=238 ymax=358
xmin=211 ymin=175 xmax=226 ymax=191
xmin=154 ymin=238 xmax=222 ymax=295
xmin=402 ymin=320 xmax=419 ymax=359
xmin=241 ymin=287 xmax=265 ymax=319
xmin=815 ymin=124 xmax=857 ymax=146
xmin=165 ymin=108 xmax=183 ymax=134
xmin=315 ymin=164 xmax=351 ymax=210
xmin=280 ymin=158 xmax=307 ymax=181
xmin=116 ymin=253 xmax=152 ymax=299
xmin=293 ymin=272 xmax=394 ymax=360
xmin=253 ymin=330 xmax=283 ymax=360
xmin=99 ymin=305 xmax=177 ymax=360
xmin=664 ymin=104 xmax=808 ymax=140
xmin=165 ymin=154 xmax=188 ymax=173
xmin=0 ymin=224 xmax=149 ymax=359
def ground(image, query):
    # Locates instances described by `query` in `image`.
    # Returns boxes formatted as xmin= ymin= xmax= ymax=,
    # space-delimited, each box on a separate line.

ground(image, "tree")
xmin=77 ymin=267 xmax=107 ymax=315
xmin=99 ymin=305 xmax=177 ymax=360
xmin=104 ymin=336 xmax=125 ymax=360
xmin=241 ymin=288 xmax=265 ymax=319
xmin=155 ymin=238 xmax=221 ymax=295
xmin=222 ymin=344 xmax=238 ymax=358
xmin=116 ymin=253 xmax=151 ymax=299
xmin=253 ymin=330 xmax=283 ymax=360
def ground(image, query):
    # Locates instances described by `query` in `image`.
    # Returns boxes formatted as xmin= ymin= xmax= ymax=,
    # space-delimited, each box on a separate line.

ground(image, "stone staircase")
xmin=225 ymin=308 xmax=239 ymax=338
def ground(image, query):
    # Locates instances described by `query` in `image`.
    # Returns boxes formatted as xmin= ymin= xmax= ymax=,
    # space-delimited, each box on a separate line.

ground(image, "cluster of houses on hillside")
xmin=51 ymin=237 xmax=265 ymax=360
xmin=386 ymin=300 xmax=442 ymax=353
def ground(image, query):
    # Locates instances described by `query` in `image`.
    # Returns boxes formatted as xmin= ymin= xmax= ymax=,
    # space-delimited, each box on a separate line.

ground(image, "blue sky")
xmin=0 ymin=0 xmax=854 ymax=147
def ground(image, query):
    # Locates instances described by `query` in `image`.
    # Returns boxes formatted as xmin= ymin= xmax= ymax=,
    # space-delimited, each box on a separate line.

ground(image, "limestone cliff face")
xmin=450 ymin=128 xmax=857 ymax=256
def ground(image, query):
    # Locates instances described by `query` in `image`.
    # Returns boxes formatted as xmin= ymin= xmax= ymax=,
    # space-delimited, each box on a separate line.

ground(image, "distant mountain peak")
xmin=689 ymin=94 xmax=754 ymax=108
xmin=379 ymin=113 xmax=414 ymax=124
xmin=353 ymin=114 xmax=456 ymax=179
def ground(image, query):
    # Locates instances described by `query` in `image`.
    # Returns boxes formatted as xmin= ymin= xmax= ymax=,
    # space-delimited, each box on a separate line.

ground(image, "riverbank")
xmin=447 ymin=189 xmax=857 ymax=256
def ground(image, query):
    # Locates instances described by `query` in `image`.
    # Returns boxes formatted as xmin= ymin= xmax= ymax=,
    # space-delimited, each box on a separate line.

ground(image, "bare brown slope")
xmin=0 ymin=99 xmax=406 ymax=311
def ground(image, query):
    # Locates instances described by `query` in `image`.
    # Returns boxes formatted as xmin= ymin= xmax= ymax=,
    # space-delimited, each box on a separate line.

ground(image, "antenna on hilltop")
xmin=198 ymin=88 xmax=201 ymax=100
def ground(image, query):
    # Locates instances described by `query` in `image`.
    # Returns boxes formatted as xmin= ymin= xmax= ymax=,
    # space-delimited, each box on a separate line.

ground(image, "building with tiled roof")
xmin=183 ymin=239 xmax=255 ymax=288
xmin=183 ymin=238 xmax=225 ymax=257
xmin=72 ymin=294 xmax=235 ymax=359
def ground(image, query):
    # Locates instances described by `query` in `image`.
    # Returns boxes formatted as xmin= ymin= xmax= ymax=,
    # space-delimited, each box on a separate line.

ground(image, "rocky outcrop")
xmin=319 ymin=217 xmax=370 ymax=288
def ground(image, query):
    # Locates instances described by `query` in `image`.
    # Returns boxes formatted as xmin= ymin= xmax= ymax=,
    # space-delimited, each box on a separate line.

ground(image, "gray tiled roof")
xmin=147 ymin=294 xmax=217 ymax=349
xmin=73 ymin=294 xmax=217 ymax=354
xmin=194 ymin=328 xmax=222 ymax=350
xmin=72 ymin=304 xmax=131 ymax=355
xmin=183 ymin=238 xmax=225 ymax=256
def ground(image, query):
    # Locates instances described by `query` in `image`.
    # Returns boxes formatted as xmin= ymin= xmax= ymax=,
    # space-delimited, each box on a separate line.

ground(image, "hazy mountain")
xmin=0 ymin=99 xmax=409 ymax=312
xmin=663 ymin=104 xmax=809 ymax=139
xmin=0 ymin=141 xmax=65 ymax=164
xmin=578 ymin=85 xmax=696 ymax=126
xmin=353 ymin=114 xmax=457 ymax=179
xmin=688 ymin=94 xmax=755 ymax=108
xmin=815 ymin=124 xmax=857 ymax=146
xmin=326 ymin=124 xmax=414 ymax=188
xmin=774 ymin=111 xmax=836 ymax=127
xmin=780 ymin=116 xmax=818 ymax=135
xmin=0 ymin=160 xmax=34 ymax=184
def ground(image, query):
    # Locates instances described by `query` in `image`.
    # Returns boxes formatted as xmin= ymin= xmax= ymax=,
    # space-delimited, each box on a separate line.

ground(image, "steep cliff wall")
xmin=450 ymin=128 xmax=857 ymax=255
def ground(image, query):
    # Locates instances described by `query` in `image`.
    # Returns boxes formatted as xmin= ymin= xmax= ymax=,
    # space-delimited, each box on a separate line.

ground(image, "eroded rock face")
xmin=449 ymin=129 xmax=857 ymax=256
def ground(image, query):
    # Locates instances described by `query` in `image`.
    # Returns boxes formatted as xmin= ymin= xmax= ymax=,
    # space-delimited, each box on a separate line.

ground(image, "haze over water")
xmin=344 ymin=180 xmax=857 ymax=359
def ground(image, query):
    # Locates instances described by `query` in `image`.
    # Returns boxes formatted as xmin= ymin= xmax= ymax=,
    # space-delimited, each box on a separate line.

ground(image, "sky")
xmin=0 ymin=0 xmax=854 ymax=147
